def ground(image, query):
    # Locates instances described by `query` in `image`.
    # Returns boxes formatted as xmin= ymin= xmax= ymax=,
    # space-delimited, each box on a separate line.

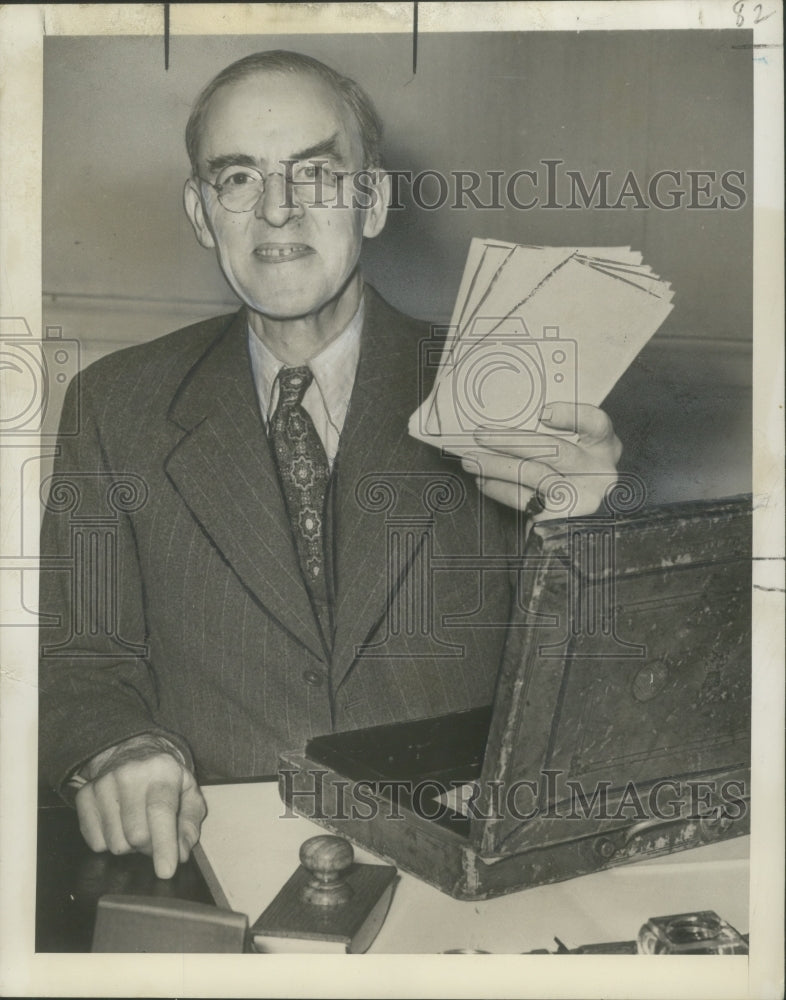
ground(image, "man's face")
xmin=184 ymin=70 xmax=388 ymax=321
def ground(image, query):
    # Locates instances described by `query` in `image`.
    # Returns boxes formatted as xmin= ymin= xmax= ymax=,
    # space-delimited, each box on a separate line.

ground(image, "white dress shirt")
xmin=247 ymin=300 xmax=364 ymax=469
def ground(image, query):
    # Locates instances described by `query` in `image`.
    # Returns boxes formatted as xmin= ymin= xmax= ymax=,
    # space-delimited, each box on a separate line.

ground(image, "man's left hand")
xmin=461 ymin=402 xmax=622 ymax=519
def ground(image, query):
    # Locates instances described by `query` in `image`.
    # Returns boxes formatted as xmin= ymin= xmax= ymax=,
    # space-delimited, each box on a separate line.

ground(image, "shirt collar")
xmin=247 ymin=298 xmax=364 ymax=429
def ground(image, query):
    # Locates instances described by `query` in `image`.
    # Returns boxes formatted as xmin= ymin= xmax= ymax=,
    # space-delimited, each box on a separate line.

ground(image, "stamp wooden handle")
xmin=299 ymin=835 xmax=354 ymax=906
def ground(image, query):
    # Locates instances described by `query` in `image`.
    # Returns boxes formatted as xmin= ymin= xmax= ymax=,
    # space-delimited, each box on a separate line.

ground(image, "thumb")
xmin=177 ymin=775 xmax=207 ymax=862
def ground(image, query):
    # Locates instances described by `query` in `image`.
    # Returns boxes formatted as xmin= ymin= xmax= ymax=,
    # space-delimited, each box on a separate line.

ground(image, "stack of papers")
xmin=409 ymin=238 xmax=674 ymax=454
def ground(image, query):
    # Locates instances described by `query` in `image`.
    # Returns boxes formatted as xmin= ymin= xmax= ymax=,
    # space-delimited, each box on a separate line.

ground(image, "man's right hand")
xmin=75 ymin=738 xmax=207 ymax=879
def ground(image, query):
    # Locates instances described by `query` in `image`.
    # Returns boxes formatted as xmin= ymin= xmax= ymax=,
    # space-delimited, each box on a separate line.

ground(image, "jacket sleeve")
xmin=38 ymin=371 xmax=194 ymax=798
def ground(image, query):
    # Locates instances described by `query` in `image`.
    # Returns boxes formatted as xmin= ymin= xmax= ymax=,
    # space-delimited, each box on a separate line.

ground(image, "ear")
xmin=361 ymin=169 xmax=390 ymax=240
xmin=183 ymin=177 xmax=216 ymax=250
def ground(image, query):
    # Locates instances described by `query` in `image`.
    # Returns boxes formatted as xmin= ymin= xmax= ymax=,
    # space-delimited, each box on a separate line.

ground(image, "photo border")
xmin=1 ymin=4 xmax=782 ymax=998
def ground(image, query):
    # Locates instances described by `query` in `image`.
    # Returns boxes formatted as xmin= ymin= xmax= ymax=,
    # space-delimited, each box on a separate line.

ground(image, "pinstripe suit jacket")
xmin=38 ymin=286 xmax=516 ymax=791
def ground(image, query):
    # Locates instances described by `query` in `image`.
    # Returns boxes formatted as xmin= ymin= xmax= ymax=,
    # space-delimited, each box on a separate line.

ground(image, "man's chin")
xmin=222 ymin=276 xmax=323 ymax=322
xmin=244 ymin=298 xmax=326 ymax=322
xmin=223 ymin=263 xmax=362 ymax=325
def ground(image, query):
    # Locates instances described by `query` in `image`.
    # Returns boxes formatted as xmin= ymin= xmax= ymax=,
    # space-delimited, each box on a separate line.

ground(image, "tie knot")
xmin=276 ymin=365 xmax=313 ymax=407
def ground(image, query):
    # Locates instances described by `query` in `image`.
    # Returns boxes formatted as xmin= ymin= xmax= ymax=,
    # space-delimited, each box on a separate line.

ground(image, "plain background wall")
xmin=42 ymin=31 xmax=752 ymax=503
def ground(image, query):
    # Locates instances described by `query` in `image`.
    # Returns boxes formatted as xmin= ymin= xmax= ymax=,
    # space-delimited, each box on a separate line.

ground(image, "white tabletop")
xmin=194 ymin=781 xmax=749 ymax=955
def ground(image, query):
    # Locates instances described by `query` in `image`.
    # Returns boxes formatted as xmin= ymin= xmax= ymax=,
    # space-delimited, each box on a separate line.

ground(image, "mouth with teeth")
xmin=253 ymin=243 xmax=315 ymax=263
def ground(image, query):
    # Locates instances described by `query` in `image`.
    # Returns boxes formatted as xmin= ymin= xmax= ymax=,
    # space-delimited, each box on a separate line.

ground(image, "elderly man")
xmin=39 ymin=51 xmax=620 ymax=878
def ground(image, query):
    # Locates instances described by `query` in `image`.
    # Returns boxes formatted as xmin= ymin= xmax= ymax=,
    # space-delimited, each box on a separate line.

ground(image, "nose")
xmin=254 ymin=172 xmax=303 ymax=227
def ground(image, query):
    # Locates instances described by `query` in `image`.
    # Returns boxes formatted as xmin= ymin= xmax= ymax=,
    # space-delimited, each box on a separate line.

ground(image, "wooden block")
xmin=251 ymin=835 xmax=398 ymax=953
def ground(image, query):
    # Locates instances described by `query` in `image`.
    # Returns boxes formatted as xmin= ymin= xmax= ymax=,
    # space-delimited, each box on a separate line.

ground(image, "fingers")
xmin=75 ymin=752 xmax=204 ymax=880
xmin=474 ymin=475 xmax=537 ymax=511
xmin=462 ymin=452 xmax=557 ymax=493
xmin=473 ymin=404 xmax=618 ymax=460
xmin=541 ymin=402 xmax=618 ymax=451
xmin=470 ymin=433 xmax=576 ymax=469
xmin=177 ymin=779 xmax=208 ymax=864
xmin=146 ymin=778 xmax=181 ymax=879
xmin=91 ymin=775 xmax=135 ymax=855
xmin=76 ymin=783 xmax=112 ymax=854
xmin=474 ymin=470 xmax=614 ymax=520
xmin=461 ymin=444 xmax=576 ymax=478
xmin=470 ymin=405 xmax=618 ymax=453
xmin=466 ymin=403 xmax=622 ymax=518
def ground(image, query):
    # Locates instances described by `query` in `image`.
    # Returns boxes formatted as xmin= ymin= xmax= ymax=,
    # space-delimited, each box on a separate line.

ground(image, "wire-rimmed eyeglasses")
xmin=199 ymin=160 xmax=351 ymax=213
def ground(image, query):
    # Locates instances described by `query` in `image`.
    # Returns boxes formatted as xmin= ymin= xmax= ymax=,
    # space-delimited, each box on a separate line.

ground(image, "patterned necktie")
xmin=269 ymin=366 xmax=331 ymax=614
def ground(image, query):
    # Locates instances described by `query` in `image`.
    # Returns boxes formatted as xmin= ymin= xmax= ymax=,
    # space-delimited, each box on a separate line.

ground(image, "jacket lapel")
xmin=330 ymin=289 xmax=449 ymax=689
xmin=165 ymin=311 xmax=326 ymax=661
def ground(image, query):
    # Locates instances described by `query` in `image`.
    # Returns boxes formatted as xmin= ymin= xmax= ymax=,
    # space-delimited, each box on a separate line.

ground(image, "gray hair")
xmin=185 ymin=50 xmax=384 ymax=171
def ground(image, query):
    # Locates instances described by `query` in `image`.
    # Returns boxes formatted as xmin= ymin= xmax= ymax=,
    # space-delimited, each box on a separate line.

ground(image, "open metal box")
xmin=279 ymin=496 xmax=751 ymax=899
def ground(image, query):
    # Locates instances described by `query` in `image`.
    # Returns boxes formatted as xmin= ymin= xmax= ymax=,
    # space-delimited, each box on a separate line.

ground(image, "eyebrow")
xmin=205 ymin=135 xmax=346 ymax=176
xmin=288 ymin=134 xmax=345 ymax=164
xmin=205 ymin=153 xmax=259 ymax=174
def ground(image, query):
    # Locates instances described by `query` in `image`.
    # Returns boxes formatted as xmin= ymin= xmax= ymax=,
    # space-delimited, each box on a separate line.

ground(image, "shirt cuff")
xmin=67 ymin=733 xmax=191 ymax=789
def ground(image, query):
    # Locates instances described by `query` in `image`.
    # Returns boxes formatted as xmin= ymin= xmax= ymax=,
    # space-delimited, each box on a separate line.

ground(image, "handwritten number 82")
xmin=733 ymin=1 xmax=775 ymax=26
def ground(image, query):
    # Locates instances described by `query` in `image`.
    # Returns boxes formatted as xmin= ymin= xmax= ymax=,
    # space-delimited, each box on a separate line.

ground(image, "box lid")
xmin=472 ymin=495 xmax=751 ymax=857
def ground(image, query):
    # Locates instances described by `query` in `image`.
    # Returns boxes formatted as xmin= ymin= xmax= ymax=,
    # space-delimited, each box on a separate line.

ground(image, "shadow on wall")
xmin=604 ymin=339 xmax=751 ymax=504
